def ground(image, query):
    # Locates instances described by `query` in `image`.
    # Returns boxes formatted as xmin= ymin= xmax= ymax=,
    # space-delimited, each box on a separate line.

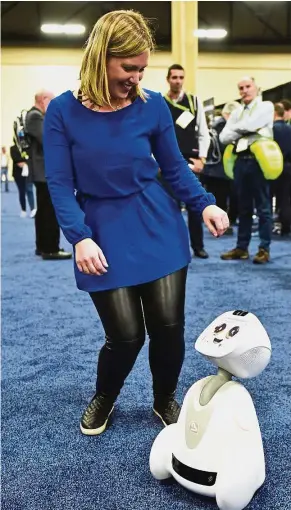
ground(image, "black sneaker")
xmin=153 ymin=394 xmax=181 ymax=426
xmin=193 ymin=248 xmax=209 ymax=259
xmin=80 ymin=394 xmax=115 ymax=436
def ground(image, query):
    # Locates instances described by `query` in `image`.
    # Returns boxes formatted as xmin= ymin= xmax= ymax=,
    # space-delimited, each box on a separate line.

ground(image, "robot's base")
xmin=150 ymin=377 xmax=265 ymax=510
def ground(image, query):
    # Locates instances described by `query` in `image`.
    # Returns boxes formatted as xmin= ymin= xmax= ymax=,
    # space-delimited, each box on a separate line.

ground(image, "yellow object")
xmin=250 ymin=139 xmax=283 ymax=180
xmin=223 ymin=144 xmax=237 ymax=179
xmin=223 ymin=139 xmax=283 ymax=180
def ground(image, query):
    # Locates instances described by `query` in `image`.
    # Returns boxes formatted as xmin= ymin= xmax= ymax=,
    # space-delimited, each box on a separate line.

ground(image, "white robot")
xmin=150 ymin=310 xmax=271 ymax=510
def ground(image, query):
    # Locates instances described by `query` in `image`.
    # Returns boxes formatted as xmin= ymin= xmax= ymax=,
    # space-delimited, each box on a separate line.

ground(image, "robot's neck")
xmin=217 ymin=368 xmax=233 ymax=381
xmin=199 ymin=368 xmax=232 ymax=406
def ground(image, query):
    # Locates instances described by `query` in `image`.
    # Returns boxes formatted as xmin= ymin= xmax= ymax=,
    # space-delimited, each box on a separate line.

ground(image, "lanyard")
xmin=165 ymin=93 xmax=196 ymax=116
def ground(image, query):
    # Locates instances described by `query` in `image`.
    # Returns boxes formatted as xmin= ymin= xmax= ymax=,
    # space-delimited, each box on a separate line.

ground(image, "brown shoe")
xmin=253 ymin=248 xmax=270 ymax=264
xmin=220 ymin=248 xmax=249 ymax=260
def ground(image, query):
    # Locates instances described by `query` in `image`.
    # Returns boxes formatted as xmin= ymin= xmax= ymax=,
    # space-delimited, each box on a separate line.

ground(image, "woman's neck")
xmin=99 ymin=98 xmax=132 ymax=112
xmin=75 ymin=89 xmax=133 ymax=112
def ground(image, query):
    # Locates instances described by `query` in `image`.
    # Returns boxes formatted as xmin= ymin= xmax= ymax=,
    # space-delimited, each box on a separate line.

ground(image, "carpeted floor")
xmin=2 ymin=185 xmax=291 ymax=510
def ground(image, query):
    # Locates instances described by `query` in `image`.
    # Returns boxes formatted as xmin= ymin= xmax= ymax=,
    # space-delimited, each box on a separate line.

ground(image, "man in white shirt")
xmin=163 ymin=64 xmax=211 ymax=259
xmin=220 ymin=77 xmax=274 ymax=264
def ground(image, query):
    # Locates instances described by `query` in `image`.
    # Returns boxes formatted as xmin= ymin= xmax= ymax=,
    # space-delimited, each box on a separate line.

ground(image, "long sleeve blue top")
xmin=43 ymin=89 xmax=215 ymax=292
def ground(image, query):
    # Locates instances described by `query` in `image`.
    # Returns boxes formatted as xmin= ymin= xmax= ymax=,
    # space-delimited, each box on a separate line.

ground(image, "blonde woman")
xmin=43 ymin=10 xmax=229 ymax=436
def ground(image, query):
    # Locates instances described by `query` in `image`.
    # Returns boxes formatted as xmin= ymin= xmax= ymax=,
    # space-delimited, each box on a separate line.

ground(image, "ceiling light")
xmin=41 ymin=24 xmax=85 ymax=35
xmin=194 ymin=29 xmax=227 ymax=39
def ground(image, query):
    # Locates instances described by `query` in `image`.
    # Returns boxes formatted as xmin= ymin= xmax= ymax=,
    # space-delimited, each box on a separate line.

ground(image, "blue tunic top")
xmin=43 ymin=89 xmax=215 ymax=292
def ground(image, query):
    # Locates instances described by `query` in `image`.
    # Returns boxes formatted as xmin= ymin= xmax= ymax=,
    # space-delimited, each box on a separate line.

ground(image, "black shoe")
xmin=80 ymin=394 xmax=115 ymax=436
xmin=35 ymin=249 xmax=42 ymax=256
xmin=193 ymin=248 xmax=209 ymax=259
xmin=153 ymin=394 xmax=181 ymax=426
xmin=42 ymin=249 xmax=72 ymax=260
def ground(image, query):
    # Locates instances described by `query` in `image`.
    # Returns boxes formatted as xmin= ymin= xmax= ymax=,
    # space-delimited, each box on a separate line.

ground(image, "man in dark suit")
xmin=26 ymin=90 xmax=72 ymax=260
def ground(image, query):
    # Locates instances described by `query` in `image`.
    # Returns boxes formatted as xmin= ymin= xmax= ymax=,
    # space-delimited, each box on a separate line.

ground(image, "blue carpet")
xmin=2 ymin=185 xmax=291 ymax=510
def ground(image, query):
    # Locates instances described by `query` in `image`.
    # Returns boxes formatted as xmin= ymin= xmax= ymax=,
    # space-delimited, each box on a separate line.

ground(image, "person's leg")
xmin=217 ymin=179 xmax=230 ymax=213
xmin=216 ymin=179 xmax=234 ymax=234
xmin=39 ymin=182 xmax=60 ymax=253
xmin=35 ymin=182 xmax=71 ymax=258
xmin=34 ymin=182 xmax=46 ymax=253
xmin=81 ymin=286 xmax=146 ymax=434
xmin=252 ymin=163 xmax=272 ymax=256
xmin=235 ymin=159 xmax=254 ymax=251
xmin=141 ymin=266 xmax=188 ymax=425
xmin=91 ymin=287 xmax=145 ymax=399
xmin=26 ymin=181 xmax=35 ymax=212
xmin=14 ymin=173 xmax=26 ymax=212
xmin=205 ymin=177 xmax=224 ymax=209
xmin=186 ymin=207 xmax=208 ymax=257
xmin=228 ymin=181 xmax=239 ymax=225
xmin=2 ymin=168 xmax=9 ymax=192
xmin=269 ymin=180 xmax=277 ymax=216
xmin=221 ymin=159 xmax=254 ymax=260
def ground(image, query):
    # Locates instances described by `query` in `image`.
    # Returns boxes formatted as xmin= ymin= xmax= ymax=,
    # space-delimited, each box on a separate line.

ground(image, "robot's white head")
xmin=195 ymin=310 xmax=271 ymax=378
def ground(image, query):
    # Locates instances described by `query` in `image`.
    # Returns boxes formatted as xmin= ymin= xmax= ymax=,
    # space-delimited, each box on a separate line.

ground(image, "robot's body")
xmin=150 ymin=311 xmax=271 ymax=510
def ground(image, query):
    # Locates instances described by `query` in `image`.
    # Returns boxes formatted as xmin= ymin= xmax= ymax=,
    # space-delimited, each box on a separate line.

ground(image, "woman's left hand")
xmin=202 ymin=205 xmax=229 ymax=237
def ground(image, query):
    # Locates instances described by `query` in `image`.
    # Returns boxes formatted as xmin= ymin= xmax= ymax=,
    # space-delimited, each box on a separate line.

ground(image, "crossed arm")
xmin=219 ymin=101 xmax=274 ymax=145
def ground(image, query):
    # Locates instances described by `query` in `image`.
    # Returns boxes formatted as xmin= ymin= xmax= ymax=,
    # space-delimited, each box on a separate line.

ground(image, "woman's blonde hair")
xmin=80 ymin=10 xmax=155 ymax=106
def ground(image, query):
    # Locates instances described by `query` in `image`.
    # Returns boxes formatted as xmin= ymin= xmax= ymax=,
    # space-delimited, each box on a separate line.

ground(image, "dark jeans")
xmin=234 ymin=156 xmax=272 ymax=251
xmin=26 ymin=182 xmax=35 ymax=211
xmin=90 ymin=267 xmax=187 ymax=400
xmin=14 ymin=174 xmax=35 ymax=211
xmin=14 ymin=173 xmax=27 ymax=210
xmin=34 ymin=182 xmax=60 ymax=253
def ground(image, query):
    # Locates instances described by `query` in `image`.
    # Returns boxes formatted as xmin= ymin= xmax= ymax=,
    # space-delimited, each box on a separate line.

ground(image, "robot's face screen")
xmin=213 ymin=323 xmax=240 ymax=344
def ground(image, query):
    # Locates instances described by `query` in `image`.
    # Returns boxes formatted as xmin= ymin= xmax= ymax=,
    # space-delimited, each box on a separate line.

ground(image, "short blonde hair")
xmin=80 ymin=10 xmax=155 ymax=106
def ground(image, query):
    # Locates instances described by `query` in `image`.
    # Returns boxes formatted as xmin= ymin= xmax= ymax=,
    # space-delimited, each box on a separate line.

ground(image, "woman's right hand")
xmin=75 ymin=238 xmax=108 ymax=275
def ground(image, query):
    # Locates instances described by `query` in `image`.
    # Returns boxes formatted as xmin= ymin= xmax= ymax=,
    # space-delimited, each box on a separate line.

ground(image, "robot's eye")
xmin=226 ymin=326 xmax=240 ymax=338
xmin=214 ymin=323 xmax=226 ymax=334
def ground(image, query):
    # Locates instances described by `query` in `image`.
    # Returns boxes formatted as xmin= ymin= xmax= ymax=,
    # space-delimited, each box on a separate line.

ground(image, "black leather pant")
xmin=90 ymin=267 xmax=187 ymax=400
